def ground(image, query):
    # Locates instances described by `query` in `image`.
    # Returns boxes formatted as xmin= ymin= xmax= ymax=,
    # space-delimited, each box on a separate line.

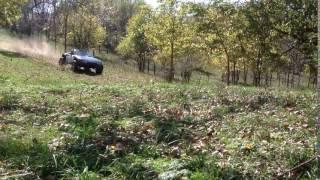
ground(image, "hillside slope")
xmin=0 ymin=50 xmax=317 ymax=179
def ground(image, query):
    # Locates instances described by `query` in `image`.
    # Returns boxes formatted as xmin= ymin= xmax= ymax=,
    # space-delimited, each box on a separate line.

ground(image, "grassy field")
xmin=0 ymin=50 xmax=317 ymax=179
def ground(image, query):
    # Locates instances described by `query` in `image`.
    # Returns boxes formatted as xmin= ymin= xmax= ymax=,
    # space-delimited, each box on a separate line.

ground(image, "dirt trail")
xmin=0 ymin=34 xmax=60 ymax=65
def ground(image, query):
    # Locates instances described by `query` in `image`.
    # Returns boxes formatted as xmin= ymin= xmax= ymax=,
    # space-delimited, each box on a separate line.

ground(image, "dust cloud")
xmin=0 ymin=34 xmax=61 ymax=65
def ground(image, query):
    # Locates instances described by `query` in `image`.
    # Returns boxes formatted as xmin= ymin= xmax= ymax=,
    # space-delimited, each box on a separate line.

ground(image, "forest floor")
xmin=0 ymin=50 xmax=317 ymax=179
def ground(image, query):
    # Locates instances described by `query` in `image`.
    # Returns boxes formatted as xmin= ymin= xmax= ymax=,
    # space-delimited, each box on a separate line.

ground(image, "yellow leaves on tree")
xmin=67 ymin=9 xmax=106 ymax=49
xmin=0 ymin=0 xmax=27 ymax=26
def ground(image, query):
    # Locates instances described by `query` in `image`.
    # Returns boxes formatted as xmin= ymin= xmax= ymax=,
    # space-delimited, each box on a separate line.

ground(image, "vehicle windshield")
xmin=71 ymin=49 xmax=93 ymax=57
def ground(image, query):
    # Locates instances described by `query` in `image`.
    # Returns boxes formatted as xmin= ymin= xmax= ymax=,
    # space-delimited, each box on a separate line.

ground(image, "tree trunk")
xmin=168 ymin=11 xmax=176 ymax=82
xmin=316 ymin=1 xmax=320 ymax=177
xmin=291 ymin=63 xmax=295 ymax=88
xmin=257 ymin=61 xmax=261 ymax=86
xmin=254 ymin=56 xmax=262 ymax=87
xmin=265 ymin=71 xmax=268 ymax=86
xmin=138 ymin=54 xmax=146 ymax=73
xmin=291 ymin=73 xmax=294 ymax=88
xmin=143 ymin=54 xmax=146 ymax=72
xmin=153 ymin=62 xmax=156 ymax=75
xmin=64 ymin=16 xmax=68 ymax=52
xmin=53 ymin=0 xmax=57 ymax=50
xmin=314 ymin=74 xmax=317 ymax=88
xmin=148 ymin=59 xmax=150 ymax=73
xmin=308 ymin=72 xmax=312 ymax=88
xmin=286 ymin=71 xmax=290 ymax=88
xmin=255 ymin=63 xmax=258 ymax=86
xmin=31 ymin=8 xmax=34 ymax=36
xmin=227 ymin=57 xmax=230 ymax=85
xmin=243 ymin=62 xmax=247 ymax=84
xmin=232 ymin=62 xmax=236 ymax=84
xmin=169 ymin=40 xmax=175 ymax=82
xmin=72 ymin=26 xmax=76 ymax=47
xmin=278 ymin=72 xmax=281 ymax=87
xmin=297 ymin=73 xmax=301 ymax=87
xmin=253 ymin=71 xmax=256 ymax=86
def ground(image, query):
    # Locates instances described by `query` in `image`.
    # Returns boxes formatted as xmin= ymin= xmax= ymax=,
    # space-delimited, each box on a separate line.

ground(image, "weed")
xmin=66 ymin=113 xmax=98 ymax=140
xmin=154 ymin=119 xmax=181 ymax=143
xmin=77 ymin=167 xmax=102 ymax=180
xmin=0 ymin=91 xmax=20 ymax=110
xmin=212 ymin=106 xmax=230 ymax=119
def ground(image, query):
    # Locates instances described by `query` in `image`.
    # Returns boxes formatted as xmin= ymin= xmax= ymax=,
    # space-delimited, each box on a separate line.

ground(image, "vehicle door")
xmin=65 ymin=54 xmax=73 ymax=64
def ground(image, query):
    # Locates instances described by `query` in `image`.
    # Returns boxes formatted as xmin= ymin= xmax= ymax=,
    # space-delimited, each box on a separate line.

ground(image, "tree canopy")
xmin=0 ymin=0 xmax=26 ymax=26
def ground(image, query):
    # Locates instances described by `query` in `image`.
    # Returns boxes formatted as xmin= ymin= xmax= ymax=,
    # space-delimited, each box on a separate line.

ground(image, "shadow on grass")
xmin=0 ymin=137 xmax=56 ymax=178
xmin=52 ymin=114 xmax=126 ymax=177
xmin=0 ymin=112 xmax=248 ymax=179
xmin=71 ymin=68 xmax=103 ymax=77
xmin=0 ymin=50 xmax=28 ymax=59
xmin=0 ymin=91 xmax=20 ymax=111
xmin=56 ymin=113 xmax=248 ymax=179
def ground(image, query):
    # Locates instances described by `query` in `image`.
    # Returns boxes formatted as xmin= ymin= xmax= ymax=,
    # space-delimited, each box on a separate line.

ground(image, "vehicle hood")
xmin=73 ymin=55 xmax=102 ymax=64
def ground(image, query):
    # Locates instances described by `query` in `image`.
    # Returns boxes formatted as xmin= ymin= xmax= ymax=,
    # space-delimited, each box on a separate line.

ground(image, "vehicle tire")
xmin=84 ymin=66 xmax=90 ymax=73
xmin=72 ymin=62 xmax=80 ymax=72
xmin=59 ymin=58 xmax=65 ymax=65
xmin=96 ymin=65 xmax=103 ymax=75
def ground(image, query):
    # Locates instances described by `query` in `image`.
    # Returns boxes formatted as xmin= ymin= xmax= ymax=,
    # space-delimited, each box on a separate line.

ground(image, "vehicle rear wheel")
xmin=96 ymin=65 xmax=103 ymax=75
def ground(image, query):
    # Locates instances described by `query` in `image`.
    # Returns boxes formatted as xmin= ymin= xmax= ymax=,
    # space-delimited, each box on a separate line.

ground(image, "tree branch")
xmin=276 ymin=155 xmax=317 ymax=179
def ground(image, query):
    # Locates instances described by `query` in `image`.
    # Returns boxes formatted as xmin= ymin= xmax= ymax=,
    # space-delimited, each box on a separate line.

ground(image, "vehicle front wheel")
xmin=72 ymin=63 xmax=80 ymax=72
xmin=58 ymin=58 xmax=65 ymax=65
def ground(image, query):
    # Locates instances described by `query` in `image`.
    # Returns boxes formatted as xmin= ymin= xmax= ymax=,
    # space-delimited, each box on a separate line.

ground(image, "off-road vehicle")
xmin=59 ymin=49 xmax=103 ymax=75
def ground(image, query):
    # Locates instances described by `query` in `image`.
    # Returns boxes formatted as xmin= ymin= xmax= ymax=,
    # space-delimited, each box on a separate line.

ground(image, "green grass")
xmin=0 ymin=49 xmax=317 ymax=179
